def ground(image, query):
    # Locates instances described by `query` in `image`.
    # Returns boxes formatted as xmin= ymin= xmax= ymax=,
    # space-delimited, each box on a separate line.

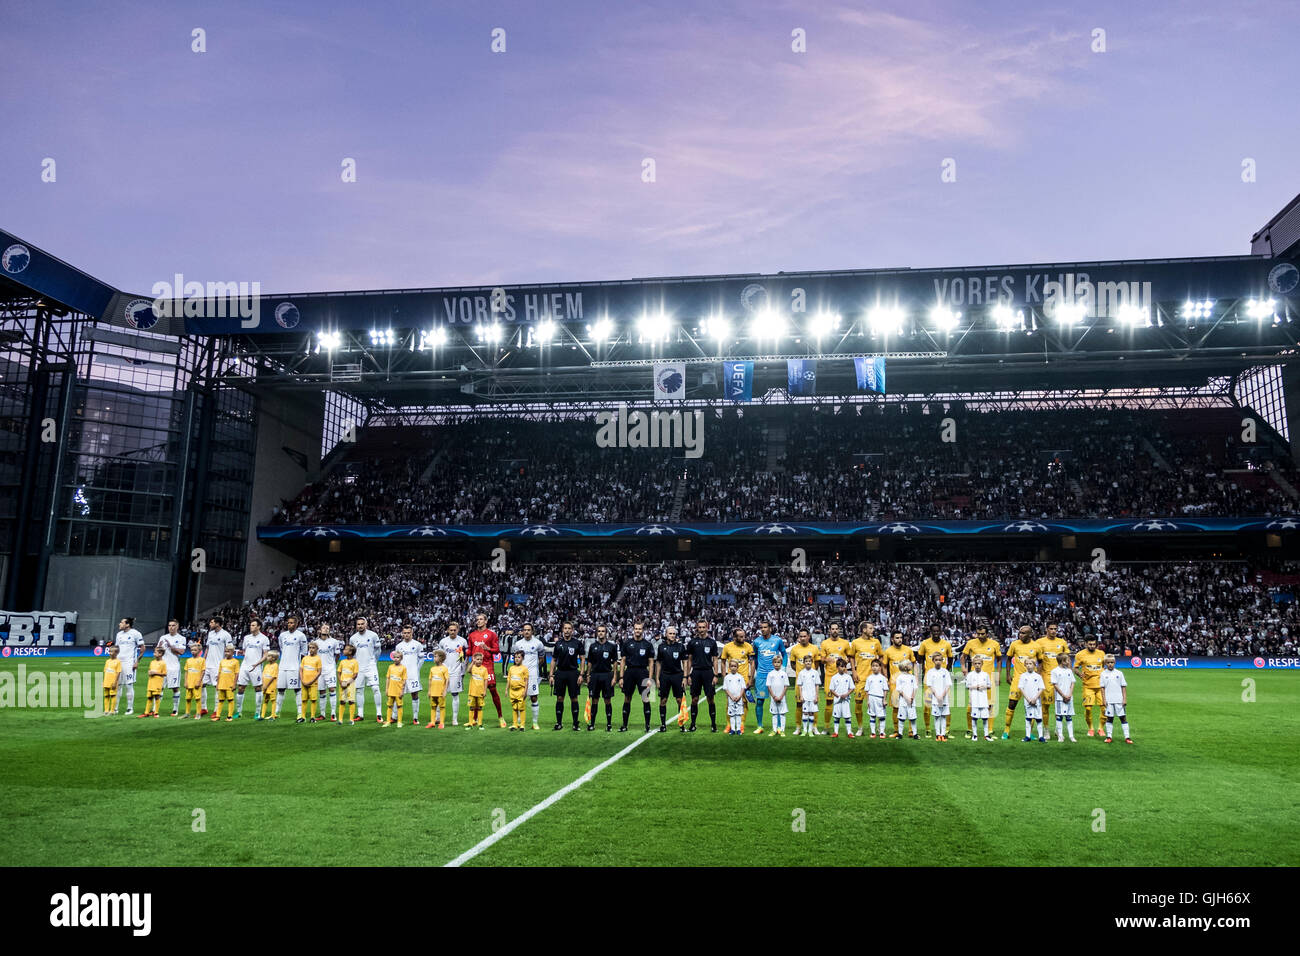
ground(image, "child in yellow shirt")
xmin=300 ymin=642 xmax=322 ymax=722
xmin=260 ymin=651 xmax=280 ymax=719
xmin=424 ymin=649 xmax=450 ymax=729
xmin=181 ymin=642 xmax=205 ymax=718
xmin=467 ymin=652 xmax=488 ymax=729
xmin=214 ymin=646 xmax=240 ymax=721
xmin=102 ymin=646 xmax=122 ymax=715
xmin=338 ymin=644 xmax=359 ymax=723
xmin=140 ymin=647 xmax=166 ymax=717
xmin=383 ymin=651 xmax=408 ymax=727
xmin=507 ymin=650 xmax=529 ymax=730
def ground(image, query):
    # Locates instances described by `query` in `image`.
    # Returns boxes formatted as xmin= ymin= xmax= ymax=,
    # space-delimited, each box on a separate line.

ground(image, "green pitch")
xmin=2 ymin=661 xmax=1298 ymax=866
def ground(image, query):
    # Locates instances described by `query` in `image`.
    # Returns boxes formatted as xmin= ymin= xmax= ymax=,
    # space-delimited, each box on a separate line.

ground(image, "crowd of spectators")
xmin=268 ymin=407 xmax=1298 ymax=526
xmin=200 ymin=559 xmax=1300 ymax=663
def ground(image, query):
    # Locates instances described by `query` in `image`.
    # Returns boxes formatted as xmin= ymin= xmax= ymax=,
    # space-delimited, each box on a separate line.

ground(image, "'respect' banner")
xmin=855 ymin=355 xmax=887 ymax=394
xmin=1120 ymin=656 xmax=1300 ymax=670
xmin=724 ymin=361 xmax=753 ymax=402
xmin=0 ymin=611 xmax=78 ymax=647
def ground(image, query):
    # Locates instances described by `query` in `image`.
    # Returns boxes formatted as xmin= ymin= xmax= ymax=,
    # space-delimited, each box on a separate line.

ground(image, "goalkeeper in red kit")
xmin=467 ymin=612 xmax=507 ymax=728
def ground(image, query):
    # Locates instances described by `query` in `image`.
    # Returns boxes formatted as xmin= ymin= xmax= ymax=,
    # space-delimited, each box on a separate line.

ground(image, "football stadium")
xmin=3 ymin=5 xmax=1298 ymax=915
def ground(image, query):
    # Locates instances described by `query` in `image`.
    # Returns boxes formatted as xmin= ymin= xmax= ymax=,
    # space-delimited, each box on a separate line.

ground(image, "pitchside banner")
xmin=1119 ymin=656 xmax=1300 ymax=670
xmin=0 ymin=611 xmax=77 ymax=648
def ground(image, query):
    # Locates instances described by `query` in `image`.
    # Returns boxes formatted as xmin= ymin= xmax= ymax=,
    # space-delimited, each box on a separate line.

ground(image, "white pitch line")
xmin=444 ymin=728 xmax=660 ymax=867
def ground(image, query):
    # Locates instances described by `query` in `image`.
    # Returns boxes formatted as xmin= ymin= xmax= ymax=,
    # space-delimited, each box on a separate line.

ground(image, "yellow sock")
xmin=854 ymin=699 xmax=864 ymax=726
xmin=823 ymin=699 xmax=832 ymax=729
xmin=924 ymin=706 xmax=932 ymax=733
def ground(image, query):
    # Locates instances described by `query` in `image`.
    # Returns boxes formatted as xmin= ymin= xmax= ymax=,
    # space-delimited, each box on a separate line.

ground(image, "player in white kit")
xmin=924 ymin=653 xmax=954 ymax=741
xmin=349 ymin=616 xmax=384 ymax=723
xmin=314 ymin=622 xmax=342 ymax=721
xmin=393 ymin=625 xmax=426 ymax=725
xmin=894 ymin=660 xmax=919 ymax=739
xmin=157 ymin=619 xmax=188 ymax=716
xmin=1099 ymin=655 xmax=1133 ymax=744
xmin=1049 ymin=659 xmax=1077 ymax=742
xmin=201 ymin=617 xmax=234 ymax=716
xmin=1017 ymin=659 xmax=1046 ymax=743
xmin=275 ymin=614 xmax=306 ymax=721
xmin=235 ymin=617 xmax=270 ymax=719
xmin=964 ymin=656 xmax=994 ymax=741
xmin=437 ymin=620 xmax=468 ymax=726
xmin=111 ymin=617 xmax=145 ymax=714
xmin=514 ymin=622 xmax=546 ymax=730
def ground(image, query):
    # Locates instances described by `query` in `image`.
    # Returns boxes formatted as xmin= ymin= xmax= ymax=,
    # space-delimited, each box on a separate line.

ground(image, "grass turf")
xmin=2 ymin=661 xmax=1297 ymax=866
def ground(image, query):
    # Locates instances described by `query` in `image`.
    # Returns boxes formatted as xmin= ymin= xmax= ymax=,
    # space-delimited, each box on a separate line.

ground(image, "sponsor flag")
xmin=653 ymin=362 xmax=686 ymax=400
xmin=854 ymin=356 xmax=886 ymax=394
xmin=787 ymin=359 xmax=817 ymax=396
xmin=723 ymin=361 xmax=753 ymax=401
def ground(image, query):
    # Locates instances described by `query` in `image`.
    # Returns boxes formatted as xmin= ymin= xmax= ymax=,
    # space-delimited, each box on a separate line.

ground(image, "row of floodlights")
xmin=312 ymin=299 xmax=1283 ymax=352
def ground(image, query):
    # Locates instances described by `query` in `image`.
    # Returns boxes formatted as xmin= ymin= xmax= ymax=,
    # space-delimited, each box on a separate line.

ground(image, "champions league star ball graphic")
xmin=274 ymin=301 xmax=301 ymax=329
xmin=520 ymin=525 xmax=561 ymax=536
xmin=633 ymin=525 xmax=675 ymax=535
xmin=739 ymin=283 xmax=769 ymax=314
xmin=1133 ymin=520 xmax=1178 ymax=531
xmin=754 ymin=523 xmax=797 ymax=535
xmin=2 ymin=244 xmax=31 ymax=274
xmin=879 ymin=523 xmax=921 ymax=534
xmin=1268 ymin=262 xmax=1299 ymax=296
xmin=1265 ymin=518 xmax=1300 ymax=530
xmin=654 ymin=366 xmax=684 ymax=396
xmin=124 ymin=298 xmax=160 ymax=331
xmin=1003 ymin=521 xmax=1049 ymax=532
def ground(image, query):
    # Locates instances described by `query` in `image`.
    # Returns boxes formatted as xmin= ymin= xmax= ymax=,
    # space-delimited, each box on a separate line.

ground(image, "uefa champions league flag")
xmin=723 ymin=361 xmax=753 ymax=401
xmin=652 ymin=361 xmax=686 ymax=400
xmin=787 ymin=359 xmax=817 ymax=396
xmin=854 ymin=356 xmax=887 ymax=394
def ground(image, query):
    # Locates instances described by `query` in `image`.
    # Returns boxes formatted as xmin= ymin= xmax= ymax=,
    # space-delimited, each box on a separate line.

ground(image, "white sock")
xmin=126 ymin=684 xmax=135 ymax=711
xmin=372 ymin=686 xmax=383 ymax=715
xmin=411 ymin=696 xmax=419 ymax=723
xmin=1105 ymin=721 xmax=1113 ymax=737
xmin=1120 ymin=721 xmax=1130 ymax=738
xmin=531 ymin=700 xmax=539 ymax=723
xmin=254 ymin=689 xmax=263 ymax=713
xmin=450 ymin=693 xmax=460 ymax=724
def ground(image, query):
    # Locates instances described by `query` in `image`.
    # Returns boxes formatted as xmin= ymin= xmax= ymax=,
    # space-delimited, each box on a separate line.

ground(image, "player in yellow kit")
xmin=102 ymin=646 xmax=122 ymax=715
xmin=918 ymin=624 xmax=955 ymax=738
xmin=507 ymin=650 xmax=530 ymax=730
xmin=180 ymin=643 xmax=204 ymax=718
xmin=213 ymin=647 xmax=240 ymax=721
xmin=424 ymin=649 xmax=449 ymax=729
xmin=141 ymin=647 xmax=166 ymax=717
xmin=961 ymin=624 xmax=1001 ymax=738
xmin=1074 ymin=637 xmax=1107 ymax=736
xmin=882 ymin=631 xmax=915 ymax=737
xmin=849 ymin=623 xmax=885 ymax=731
xmin=383 ymin=651 xmax=409 ymax=727
xmin=1002 ymin=625 xmax=1041 ymax=739
xmin=1035 ymin=623 xmax=1069 ymax=736
xmin=260 ymin=651 xmax=280 ymax=719
xmin=818 ymin=623 xmax=853 ymax=733
xmin=300 ymin=642 xmax=322 ymax=722
xmin=337 ymin=644 xmax=359 ymax=723
xmin=467 ymin=652 xmax=489 ymax=728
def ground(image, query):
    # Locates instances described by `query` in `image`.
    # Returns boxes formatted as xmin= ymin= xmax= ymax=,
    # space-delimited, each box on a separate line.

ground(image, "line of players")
xmin=101 ymin=614 xmax=1134 ymax=743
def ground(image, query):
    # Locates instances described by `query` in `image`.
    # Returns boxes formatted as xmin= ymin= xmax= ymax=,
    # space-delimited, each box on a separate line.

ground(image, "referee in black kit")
xmin=685 ymin=618 xmax=720 ymax=732
xmin=549 ymin=620 xmax=585 ymax=731
xmin=654 ymin=624 xmax=687 ymax=732
xmin=618 ymin=621 xmax=655 ymax=733
xmin=584 ymin=624 xmax=619 ymax=731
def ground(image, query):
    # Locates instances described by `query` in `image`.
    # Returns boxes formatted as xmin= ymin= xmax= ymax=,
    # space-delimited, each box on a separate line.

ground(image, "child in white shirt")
xmin=723 ymin=661 xmax=747 ymax=735
xmin=765 ymin=666 xmax=790 ymax=737
xmin=964 ymin=656 xmax=993 ymax=741
xmin=828 ymin=659 xmax=855 ymax=738
xmin=864 ymin=660 xmax=890 ymax=738
xmin=795 ymin=655 xmax=821 ymax=737
xmin=923 ymin=654 xmax=954 ymax=741
xmin=894 ymin=660 xmax=919 ymax=739
xmin=1050 ymin=662 xmax=1077 ymax=742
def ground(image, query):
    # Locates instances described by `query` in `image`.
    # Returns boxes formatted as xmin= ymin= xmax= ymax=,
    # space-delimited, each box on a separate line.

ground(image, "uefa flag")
xmin=723 ymin=361 xmax=753 ymax=401
xmin=653 ymin=362 xmax=686 ymax=400
xmin=787 ymin=359 xmax=817 ymax=396
xmin=854 ymin=356 xmax=886 ymax=394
